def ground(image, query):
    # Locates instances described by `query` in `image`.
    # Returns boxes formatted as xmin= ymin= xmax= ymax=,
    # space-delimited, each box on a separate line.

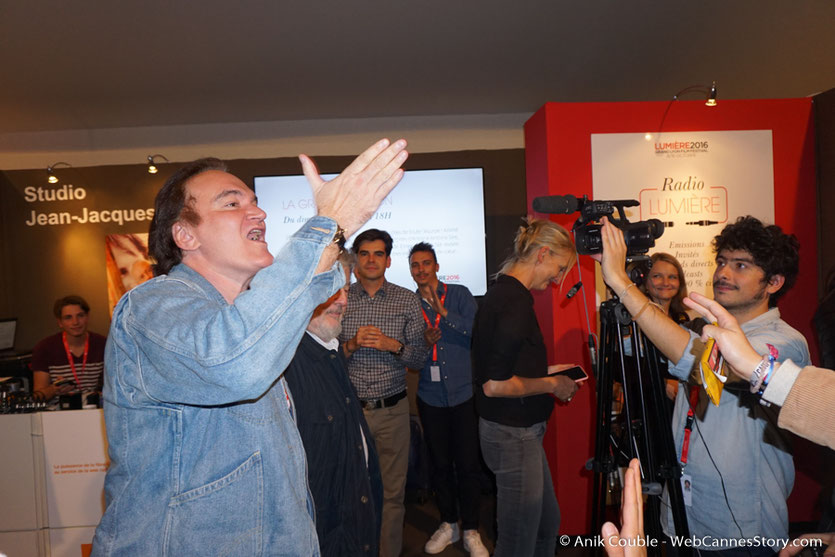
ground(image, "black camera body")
xmin=532 ymin=194 xmax=664 ymax=257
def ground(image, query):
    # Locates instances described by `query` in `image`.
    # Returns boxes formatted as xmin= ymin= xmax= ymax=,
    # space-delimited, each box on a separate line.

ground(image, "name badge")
xmin=681 ymin=474 xmax=693 ymax=507
xmin=430 ymin=365 xmax=441 ymax=382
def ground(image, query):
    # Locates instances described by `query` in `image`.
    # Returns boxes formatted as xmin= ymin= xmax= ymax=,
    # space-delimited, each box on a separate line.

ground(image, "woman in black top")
xmin=472 ymin=218 xmax=578 ymax=557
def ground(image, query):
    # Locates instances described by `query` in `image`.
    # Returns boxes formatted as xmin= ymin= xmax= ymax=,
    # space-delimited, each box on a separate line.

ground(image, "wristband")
xmin=759 ymin=357 xmax=777 ymax=394
xmin=749 ymin=343 xmax=778 ymax=394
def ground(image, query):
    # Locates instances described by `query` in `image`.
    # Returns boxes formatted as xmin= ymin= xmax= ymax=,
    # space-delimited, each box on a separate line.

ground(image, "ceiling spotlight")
xmin=672 ymin=81 xmax=719 ymax=107
xmin=46 ymin=162 xmax=71 ymax=184
xmin=147 ymin=154 xmax=169 ymax=174
xmin=705 ymin=81 xmax=718 ymax=107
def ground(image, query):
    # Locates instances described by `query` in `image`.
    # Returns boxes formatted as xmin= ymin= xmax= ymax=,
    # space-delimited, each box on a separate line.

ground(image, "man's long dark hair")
xmin=148 ymin=158 xmax=227 ymax=276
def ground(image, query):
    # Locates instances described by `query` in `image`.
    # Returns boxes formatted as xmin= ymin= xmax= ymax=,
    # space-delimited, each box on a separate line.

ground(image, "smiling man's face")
xmin=409 ymin=250 xmax=438 ymax=288
xmin=58 ymin=304 xmax=88 ymax=340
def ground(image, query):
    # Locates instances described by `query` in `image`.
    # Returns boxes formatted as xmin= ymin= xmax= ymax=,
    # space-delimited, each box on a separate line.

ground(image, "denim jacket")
xmin=92 ymin=217 xmax=343 ymax=556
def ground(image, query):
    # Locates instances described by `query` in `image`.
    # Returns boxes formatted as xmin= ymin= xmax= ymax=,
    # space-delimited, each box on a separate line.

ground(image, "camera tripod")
xmin=589 ymin=293 xmax=691 ymax=557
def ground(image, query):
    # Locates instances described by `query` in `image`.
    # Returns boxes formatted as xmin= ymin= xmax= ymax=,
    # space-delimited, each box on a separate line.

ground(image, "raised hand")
xmin=420 ymin=285 xmax=448 ymax=318
xmin=594 ymin=216 xmax=631 ymax=292
xmin=683 ymin=292 xmax=761 ymax=379
xmin=602 ymin=458 xmax=645 ymax=557
xmin=301 ymin=138 xmax=408 ymax=237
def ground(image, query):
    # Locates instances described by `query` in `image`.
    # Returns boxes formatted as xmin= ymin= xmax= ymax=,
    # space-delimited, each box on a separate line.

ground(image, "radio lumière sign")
xmin=592 ymin=130 xmax=775 ymax=295
xmin=23 ymin=183 xmax=155 ymax=227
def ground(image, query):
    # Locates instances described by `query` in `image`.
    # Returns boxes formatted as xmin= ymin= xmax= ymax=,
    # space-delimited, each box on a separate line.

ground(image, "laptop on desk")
xmin=0 ymin=318 xmax=16 ymax=353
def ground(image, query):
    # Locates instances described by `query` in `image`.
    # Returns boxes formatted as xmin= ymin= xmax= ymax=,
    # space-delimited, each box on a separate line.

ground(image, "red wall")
xmin=524 ymin=99 xmax=819 ymax=534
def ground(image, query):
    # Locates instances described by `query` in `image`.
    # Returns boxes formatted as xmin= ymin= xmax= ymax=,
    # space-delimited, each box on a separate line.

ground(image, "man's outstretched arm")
xmin=596 ymin=217 xmax=692 ymax=365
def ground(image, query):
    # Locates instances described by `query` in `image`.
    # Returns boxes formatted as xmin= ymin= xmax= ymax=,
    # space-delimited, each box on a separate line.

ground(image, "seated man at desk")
xmin=31 ymin=295 xmax=106 ymax=401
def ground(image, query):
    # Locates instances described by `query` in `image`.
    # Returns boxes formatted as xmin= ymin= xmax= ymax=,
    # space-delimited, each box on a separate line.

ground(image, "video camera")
xmin=532 ymin=194 xmax=664 ymax=257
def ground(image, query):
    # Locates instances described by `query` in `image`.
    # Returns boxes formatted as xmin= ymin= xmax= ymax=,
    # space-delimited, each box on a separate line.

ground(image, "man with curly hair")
xmin=598 ymin=215 xmax=810 ymax=557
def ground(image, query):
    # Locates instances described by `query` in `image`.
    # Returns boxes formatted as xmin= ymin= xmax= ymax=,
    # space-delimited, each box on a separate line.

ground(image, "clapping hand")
xmin=302 ymin=139 xmax=408 ymax=237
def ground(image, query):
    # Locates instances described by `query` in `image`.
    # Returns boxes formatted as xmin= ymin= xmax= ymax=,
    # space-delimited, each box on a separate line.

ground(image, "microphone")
xmin=532 ymin=194 xmax=580 ymax=214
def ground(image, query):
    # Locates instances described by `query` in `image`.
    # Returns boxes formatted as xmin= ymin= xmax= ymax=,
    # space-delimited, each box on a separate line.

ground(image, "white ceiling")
xmin=1 ymin=0 xmax=834 ymax=135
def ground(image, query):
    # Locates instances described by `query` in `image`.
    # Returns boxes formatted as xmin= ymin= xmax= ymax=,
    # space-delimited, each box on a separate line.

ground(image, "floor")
xmin=402 ymin=490 xmax=831 ymax=557
xmin=401 ymin=490 xmax=597 ymax=557
xmin=402 ymin=490 xmax=496 ymax=557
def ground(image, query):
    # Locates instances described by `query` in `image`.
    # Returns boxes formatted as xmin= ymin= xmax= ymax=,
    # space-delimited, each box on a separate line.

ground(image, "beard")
xmin=307 ymin=313 xmax=343 ymax=343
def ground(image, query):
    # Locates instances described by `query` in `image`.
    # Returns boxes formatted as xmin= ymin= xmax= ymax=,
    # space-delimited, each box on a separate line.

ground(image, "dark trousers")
xmin=417 ymin=396 xmax=482 ymax=530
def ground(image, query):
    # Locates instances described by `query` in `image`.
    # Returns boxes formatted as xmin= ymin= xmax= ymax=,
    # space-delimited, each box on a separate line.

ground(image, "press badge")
xmin=430 ymin=365 xmax=441 ymax=382
xmin=681 ymin=474 xmax=693 ymax=507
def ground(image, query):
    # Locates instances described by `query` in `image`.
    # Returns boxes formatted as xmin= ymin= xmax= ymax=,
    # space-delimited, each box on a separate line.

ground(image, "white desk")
xmin=0 ymin=410 xmax=108 ymax=557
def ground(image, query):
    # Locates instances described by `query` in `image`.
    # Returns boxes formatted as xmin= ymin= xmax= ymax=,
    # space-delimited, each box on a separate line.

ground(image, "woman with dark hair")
xmin=472 ymin=217 xmax=579 ymax=557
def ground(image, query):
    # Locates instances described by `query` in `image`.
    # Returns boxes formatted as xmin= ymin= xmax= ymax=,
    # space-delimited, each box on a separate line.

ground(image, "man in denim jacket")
xmin=91 ymin=139 xmax=408 ymax=556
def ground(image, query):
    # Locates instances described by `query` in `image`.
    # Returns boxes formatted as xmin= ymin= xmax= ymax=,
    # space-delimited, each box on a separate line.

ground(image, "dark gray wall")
xmin=0 ymin=149 xmax=526 ymax=351
xmin=815 ymin=88 xmax=835 ymax=293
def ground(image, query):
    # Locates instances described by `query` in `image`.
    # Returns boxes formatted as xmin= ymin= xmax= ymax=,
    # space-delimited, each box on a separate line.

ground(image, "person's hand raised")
xmin=302 ymin=138 xmax=408 ymax=236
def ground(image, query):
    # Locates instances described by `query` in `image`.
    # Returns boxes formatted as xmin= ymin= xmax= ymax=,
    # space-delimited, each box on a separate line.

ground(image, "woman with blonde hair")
xmin=642 ymin=252 xmax=691 ymax=400
xmin=472 ymin=217 xmax=579 ymax=557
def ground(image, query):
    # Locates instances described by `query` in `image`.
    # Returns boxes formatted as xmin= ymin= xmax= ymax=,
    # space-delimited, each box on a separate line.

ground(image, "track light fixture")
xmin=46 ymin=162 xmax=71 ymax=184
xmin=672 ymin=81 xmax=719 ymax=107
xmin=147 ymin=154 xmax=169 ymax=174
xmin=705 ymin=81 xmax=718 ymax=107
xmin=653 ymin=80 xmax=719 ymax=140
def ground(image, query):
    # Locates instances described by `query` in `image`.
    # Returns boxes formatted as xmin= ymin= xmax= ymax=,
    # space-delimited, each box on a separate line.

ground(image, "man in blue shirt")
xmin=408 ymin=242 xmax=488 ymax=557
xmin=598 ymin=216 xmax=810 ymax=557
xmin=92 ymin=139 xmax=408 ymax=556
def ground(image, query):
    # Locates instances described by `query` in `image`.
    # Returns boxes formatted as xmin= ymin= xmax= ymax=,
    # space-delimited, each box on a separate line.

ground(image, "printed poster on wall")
xmin=591 ymin=130 xmax=774 ymax=296
xmin=105 ymin=233 xmax=153 ymax=316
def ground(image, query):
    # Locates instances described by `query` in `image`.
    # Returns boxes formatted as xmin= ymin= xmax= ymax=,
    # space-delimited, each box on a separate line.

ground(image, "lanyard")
xmin=680 ymin=384 xmax=701 ymax=466
xmin=280 ymin=378 xmax=295 ymax=421
xmin=62 ymin=331 xmax=89 ymax=387
xmin=420 ymin=282 xmax=447 ymax=363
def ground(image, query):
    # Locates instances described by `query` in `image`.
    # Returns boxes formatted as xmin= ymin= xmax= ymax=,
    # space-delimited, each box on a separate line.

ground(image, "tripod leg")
xmin=590 ymin=302 xmax=618 ymax=534
xmin=642 ymin=339 xmax=691 ymax=556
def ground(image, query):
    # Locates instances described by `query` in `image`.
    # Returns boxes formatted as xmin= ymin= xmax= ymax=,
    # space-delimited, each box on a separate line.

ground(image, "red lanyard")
xmin=62 ymin=331 xmax=89 ymax=387
xmin=420 ymin=282 xmax=447 ymax=363
xmin=281 ymin=379 xmax=294 ymax=420
xmin=680 ymin=385 xmax=700 ymax=465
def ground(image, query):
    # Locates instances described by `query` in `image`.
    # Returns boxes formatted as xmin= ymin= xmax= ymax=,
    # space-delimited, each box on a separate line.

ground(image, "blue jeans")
xmin=479 ymin=418 xmax=559 ymax=557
